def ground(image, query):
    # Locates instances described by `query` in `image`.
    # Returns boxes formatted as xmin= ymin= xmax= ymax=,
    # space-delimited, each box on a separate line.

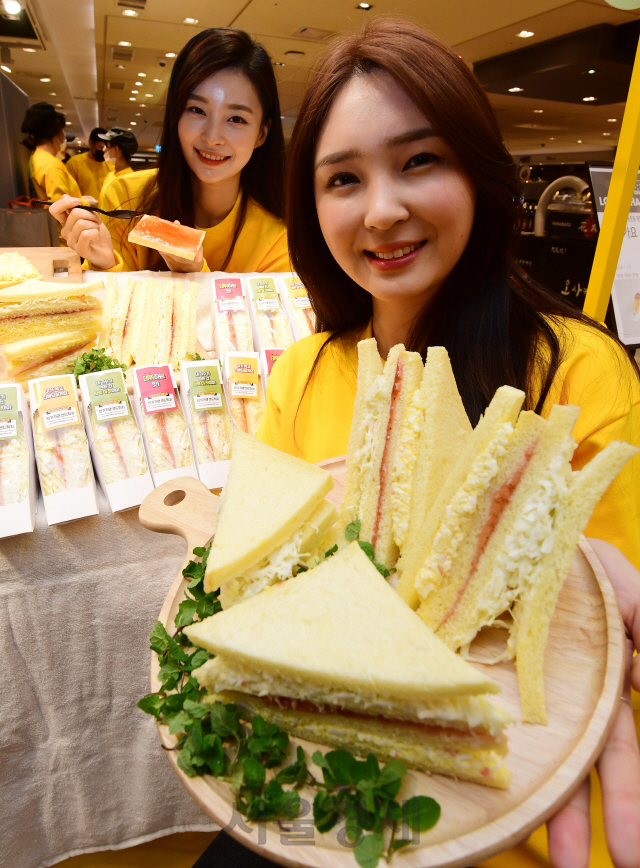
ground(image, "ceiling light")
xmin=577 ymin=139 xmax=582 ymax=143
xmin=274 ymin=61 xmax=285 ymax=66
xmin=116 ymin=64 xmax=126 ymax=69
xmin=165 ymin=52 xmax=176 ymax=58
xmin=144 ymin=93 xmax=152 ymax=97
xmin=118 ymin=41 xmax=132 ymax=47
xmin=135 ymin=112 xmax=141 ymax=116
xmin=517 ymin=30 xmax=534 ymax=38
xmin=129 ymin=97 xmax=136 ymax=101
xmin=608 ymin=118 xmax=617 ymax=122
xmin=153 ymin=78 xmax=161 ymax=82
xmin=1 ymin=65 xmax=11 ymax=73
xmin=183 ymin=17 xmax=198 ymax=24
xmin=140 ymin=103 xmax=146 ymax=107
xmin=549 ymin=137 xmax=556 ymax=140
xmin=135 ymin=81 xmax=142 ymax=85
xmin=130 ymin=121 xmax=137 ymax=125
xmin=65 ymin=122 xmax=71 ymax=126
xmin=131 ymin=89 xmax=138 ymax=93
xmin=49 ymin=92 xmax=56 ymax=96
xmin=534 ymin=109 xmax=543 ymax=113
xmin=122 ymin=8 xmax=138 ymax=16
xmin=3 ymin=1 xmax=22 ymax=14
xmin=603 ymin=132 xmax=611 ymax=135
xmin=138 ymin=72 xmax=146 ymax=77
xmin=358 ymin=2 xmax=373 ymax=7
xmin=508 ymin=86 xmax=523 ymax=92
xmin=40 ymin=76 xmax=50 ymax=82
xmin=55 ymin=103 xmax=62 ymax=107
xmin=583 ymin=96 xmax=596 ymax=101
xmin=23 ymin=47 xmax=35 ymax=52
xmin=587 ymin=69 xmax=596 ymax=74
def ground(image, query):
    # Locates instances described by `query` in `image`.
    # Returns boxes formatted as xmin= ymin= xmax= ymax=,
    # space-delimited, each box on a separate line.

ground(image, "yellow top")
xmin=29 ymin=149 xmax=82 ymax=201
xmin=98 ymin=166 xmax=134 ymax=209
xmin=258 ymin=318 xmax=640 ymax=868
xmin=65 ymin=151 xmax=113 ymax=201
xmin=92 ymin=168 xmax=290 ymax=273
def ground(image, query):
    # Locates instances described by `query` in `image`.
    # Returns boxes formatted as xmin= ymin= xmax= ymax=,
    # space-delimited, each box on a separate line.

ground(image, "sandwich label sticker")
xmin=215 ymin=278 xmax=245 ymax=312
xmin=86 ymin=370 xmax=130 ymax=422
xmin=229 ymin=356 xmax=259 ymax=399
xmin=136 ymin=365 xmax=178 ymax=415
xmin=249 ymin=277 xmax=281 ymax=311
xmin=186 ymin=363 xmax=224 ymax=411
xmin=34 ymin=375 xmax=80 ymax=430
xmin=284 ymin=276 xmax=312 ymax=308
xmin=265 ymin=349 xmax=285 ymax=377
xmin=0 ymin=386 xmax=19 ymax=440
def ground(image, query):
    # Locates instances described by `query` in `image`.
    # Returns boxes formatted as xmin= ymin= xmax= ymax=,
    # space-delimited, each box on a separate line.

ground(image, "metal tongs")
xmin=30 ymin=200 xmax=144 ymax=219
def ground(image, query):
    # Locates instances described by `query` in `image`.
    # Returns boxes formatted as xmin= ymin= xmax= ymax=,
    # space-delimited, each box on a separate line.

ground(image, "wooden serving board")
xmin=139 ymin=460 xmax=625 ymax=868
xmin=0 ymin=246 xmax=83 ymax=282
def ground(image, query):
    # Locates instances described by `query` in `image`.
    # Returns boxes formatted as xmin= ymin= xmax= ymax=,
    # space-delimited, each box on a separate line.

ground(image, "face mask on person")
xmin=105 ymin=149 xmax=117 ymax=167
xmin=55 ymin=138 xmax=67 ymax=160
xmin=94 ymin=147 xmax=106 ymax=162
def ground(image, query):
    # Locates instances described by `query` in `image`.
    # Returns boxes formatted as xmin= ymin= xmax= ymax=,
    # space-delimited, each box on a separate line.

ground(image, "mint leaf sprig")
xmin=73 ymin=347 xmax=127 ymax=384
xmin=345 ymin=519 xmax=391 ymax=578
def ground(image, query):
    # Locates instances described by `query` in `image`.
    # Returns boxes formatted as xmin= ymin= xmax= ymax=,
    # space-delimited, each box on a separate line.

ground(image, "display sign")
xmin=215 ymin=278 xmax=245 ymax=312
xmin=228 ymin=355 xmax=259 ymax=399
xmin=588 ymin=164 xmax=640 ymax=344
xmin=186 ymin=362 xmax=224 ymax=411
xmin=249 ymin=276 xmax=281 ymax=311
xmin=85 ymin=370 xmax=130 ymax=422
xmin=33 ymin=375 xmax=80 ymax=431
xmin=0 ymin=386 xmax=19 ymax=440
xmin=135 ymin=365 xmax=178 ymax=415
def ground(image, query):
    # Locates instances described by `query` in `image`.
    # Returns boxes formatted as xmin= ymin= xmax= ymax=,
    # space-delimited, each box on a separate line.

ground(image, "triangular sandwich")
xmin=396 ymin=385 xmax=525 ymax=607
xmin=390 ymin=346 xmax=472 ymax=568
xmin=339 ymin=341 xmax=423 ymax=568
xmin=204 ymin=429 xmax=335 ymax=601
xmin=187 ymin=542 xmax=513 ymax=788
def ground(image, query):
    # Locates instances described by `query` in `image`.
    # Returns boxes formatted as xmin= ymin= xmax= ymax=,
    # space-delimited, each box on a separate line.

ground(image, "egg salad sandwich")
xmin=339 ymin=340 xmax=423 ymax=569
xmin=204 ymin=429 xmax=337 ymax=609
xmin=0 ymin=252 xmax=42 ymax=288
xmin=186 ymin=542 xmax=513 ymax=788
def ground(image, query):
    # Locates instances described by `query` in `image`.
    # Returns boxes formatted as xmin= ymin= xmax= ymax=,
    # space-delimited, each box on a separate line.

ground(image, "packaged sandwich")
xmin=211 ymin=276 xmax=254 ymax=357
xmin=28 ymin=374 xmax=99 ymax=524
xmin=277 ymin=273 xmax=315 ymax=340
xmin=78 ymin=369 xmax=154 ymax=511
xmin=0 ymin=384 xmax=36 ymax=537
xmin=180 ymin=360 xmax=232 ymax=489
xmin=131 ymin=364 xmax=198 ymax=486
xmin=222 ymin=351 xmax=265 ymax=437
xmin=245 ymin=275 xmax=293 ymax=353
xmin=260 ymin=348 xmax=285 ymax=385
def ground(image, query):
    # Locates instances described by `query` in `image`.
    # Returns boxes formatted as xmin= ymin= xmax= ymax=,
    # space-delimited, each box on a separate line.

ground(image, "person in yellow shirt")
xmin=257 ymin=18 xmax=640 ymax=868
xmin=49 ymin=28 xmax=289 ymax=274
xmin=65 ymin=128 xmax=113 ymax=201
xmin=96 ymin=126 xmax=137 ymax=208
xmin=21 ymin=102 xmax=81 ymax=201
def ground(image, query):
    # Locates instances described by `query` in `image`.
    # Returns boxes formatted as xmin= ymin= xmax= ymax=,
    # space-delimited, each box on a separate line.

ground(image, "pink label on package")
xmin=136 ymin=365 xmax=178 ymax=415
xmin=265 ymin=348 xmax=285 ymax=376
xmin=215 ymin=278 xmax=245 ymax=312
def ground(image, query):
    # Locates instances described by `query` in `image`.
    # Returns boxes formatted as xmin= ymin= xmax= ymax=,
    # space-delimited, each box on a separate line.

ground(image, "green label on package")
xmin=186 ymin=364 xmax=223 ymax=412
xmin=0 ymin=386 xmax=19 ymax=440
xmin=86 ymin=370 xmax=130 ymax=422
xmin=249 ymin=276 xmax=281 ymax=311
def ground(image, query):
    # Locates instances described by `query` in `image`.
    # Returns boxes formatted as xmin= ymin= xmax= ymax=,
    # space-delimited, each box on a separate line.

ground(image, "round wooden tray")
xmin=139 ymin=460 xmax=625 ymax=868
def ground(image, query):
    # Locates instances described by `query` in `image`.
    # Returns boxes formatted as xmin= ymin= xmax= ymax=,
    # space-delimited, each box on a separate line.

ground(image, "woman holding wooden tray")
xmin=257 ymin=18 xmax=640 ymax=868
xmin=49 ymin=28 xmax=288 ymax=274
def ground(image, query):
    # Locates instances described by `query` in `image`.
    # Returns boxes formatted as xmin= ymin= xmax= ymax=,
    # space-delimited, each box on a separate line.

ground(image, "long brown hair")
xmin=287 ymin=18 xmax=636 ymax=425
xmin=139 ymin=28 xmax=285 ymax=270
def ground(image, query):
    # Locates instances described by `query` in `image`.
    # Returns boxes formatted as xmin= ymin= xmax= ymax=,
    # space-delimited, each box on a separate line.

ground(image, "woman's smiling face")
xmin=178 ymin=68 xmax=267 ymax=187
xmin=314 ymin=71 xmax=476 ymax=312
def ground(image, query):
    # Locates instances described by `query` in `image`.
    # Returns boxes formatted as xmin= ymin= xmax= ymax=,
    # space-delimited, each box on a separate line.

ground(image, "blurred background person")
xmin=65 ymin=127 xmax=112 ymax=201
xmin=97 ymin=127 xmax=138 ymax=208
xmin=21 ymin=101 xmax=81 ymax=202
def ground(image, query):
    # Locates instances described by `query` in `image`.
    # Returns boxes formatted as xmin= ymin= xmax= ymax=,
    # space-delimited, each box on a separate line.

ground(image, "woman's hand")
xmin=159 ymin=221 xmax=204 ymax=273
xmin=49 ymin=195 xmax=117 ymax=270
xmin=546 ymin=538 xmax=640 ymax=868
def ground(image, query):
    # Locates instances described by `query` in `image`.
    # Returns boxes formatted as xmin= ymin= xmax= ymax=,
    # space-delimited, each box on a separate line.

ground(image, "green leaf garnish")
xmin=73 ymin=347 xmax=126 ymax=384
xmin=345 ymin=519 xmax=361 ymax=541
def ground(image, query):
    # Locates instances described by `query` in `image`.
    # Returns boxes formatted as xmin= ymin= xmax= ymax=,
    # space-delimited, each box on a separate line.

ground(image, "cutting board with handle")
xmin=139 ymin=460 xmax=625 ymax=868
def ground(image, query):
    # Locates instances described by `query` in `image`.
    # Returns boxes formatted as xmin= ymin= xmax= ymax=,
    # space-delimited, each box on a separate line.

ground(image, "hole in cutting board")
xmin=52 ymin=260 xmax=69 ymax=277
xmin=164 ymin=490 xmax=186 ymax=506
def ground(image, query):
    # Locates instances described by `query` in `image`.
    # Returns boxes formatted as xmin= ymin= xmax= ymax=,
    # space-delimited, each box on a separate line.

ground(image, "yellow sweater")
xmin=65 ymin=151 xmax=113 ymax=201
xmin=93 ymin=168 xmax=290 ymax=273
xmin=29 ymin=149 xmax=81 ymax=201
xmin=258 ymin=319 xmax=640 ymax=868
xmin=98 ymin=166 xmax=134 ymax=209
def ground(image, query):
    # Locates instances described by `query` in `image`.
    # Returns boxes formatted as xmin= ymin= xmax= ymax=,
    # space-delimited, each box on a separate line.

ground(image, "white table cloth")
xmin=0 ymin=489 xmax=215 ymax=868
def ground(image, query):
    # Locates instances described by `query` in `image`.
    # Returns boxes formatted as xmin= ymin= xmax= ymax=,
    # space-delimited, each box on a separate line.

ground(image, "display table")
xmin=0 ymin=490 xmax=216 ymax=868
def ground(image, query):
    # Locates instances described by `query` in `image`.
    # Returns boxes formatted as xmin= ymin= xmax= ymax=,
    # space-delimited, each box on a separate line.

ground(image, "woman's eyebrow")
xmin=315 ymin=127 xmax=438 ymax=171
xmin=186 ymin=94 xmax=253 ymax=113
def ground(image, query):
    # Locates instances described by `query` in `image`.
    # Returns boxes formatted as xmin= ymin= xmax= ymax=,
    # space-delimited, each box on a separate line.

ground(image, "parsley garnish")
xmin=73 ymin=347 xmax=126 ymax=383
xmin=139 ymin=543 xmax=440 ymax=865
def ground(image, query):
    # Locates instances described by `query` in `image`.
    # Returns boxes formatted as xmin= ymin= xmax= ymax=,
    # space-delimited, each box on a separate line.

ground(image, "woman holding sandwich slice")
xmin=49 ymin=28 xmax=289 ymax=274
xmin=255 ymin=18 xmax=640 ymax=868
